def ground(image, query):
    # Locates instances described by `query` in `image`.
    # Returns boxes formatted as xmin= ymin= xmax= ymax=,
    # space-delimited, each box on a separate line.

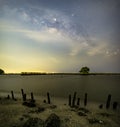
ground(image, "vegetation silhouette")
xmin=0 ymin=69 xmax=4 ymax=75
xmin=79 ymin=66 xmax=90 ymax=74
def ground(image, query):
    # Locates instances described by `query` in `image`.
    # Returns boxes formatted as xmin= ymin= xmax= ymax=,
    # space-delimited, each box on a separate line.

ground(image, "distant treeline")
xmin=20 ymin=72 xmax=120 ymax=76
xmin=21 ymin=72 xmax=47 ymax=75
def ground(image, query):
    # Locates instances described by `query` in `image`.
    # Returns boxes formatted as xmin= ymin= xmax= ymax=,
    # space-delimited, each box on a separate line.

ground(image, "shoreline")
xmin=0 ymin=91 xmax=120 ymax=127
xmin=1 ymin=72 xmax=120 ymax=76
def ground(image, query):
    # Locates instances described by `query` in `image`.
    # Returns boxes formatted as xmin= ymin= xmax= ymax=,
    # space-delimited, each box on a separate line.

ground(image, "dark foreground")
xmin=0 ymin=94 xmax=120 ymax=127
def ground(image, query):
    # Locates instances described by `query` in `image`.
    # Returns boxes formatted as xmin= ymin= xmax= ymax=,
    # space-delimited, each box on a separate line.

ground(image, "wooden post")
xmin=11 ymin=91 xmax=14 ymax=100
xmin=21 ymin=89 xmax=24 ymax=96
xmin=47 ymin=92 xmax=51 ymax=104
xmin=113 ymin=101 xmax=118 ymax=110
xmin=99 ymin=104 xmax=103 ymax=109
xmin=68 ymin=94 xmax=71 ymax=106
xmin=23 ymin=94 xmax=26 ymax=101
xmin=72 ymin=92 xmax=77 ymax=107
xmin=21 ymin=89 xmax=24 ymax=101
xmin=7 ymin=95 xmax=10 ymax=99
xmin=106 ymin=94 xmax=111 ymax=109
xmin=31 ymin=92 xmax=34 ymax=101
xmin=84 ymin=93 xmax=87 ymax=106
xmin=77 ymin=98 xmax=80 ymax=106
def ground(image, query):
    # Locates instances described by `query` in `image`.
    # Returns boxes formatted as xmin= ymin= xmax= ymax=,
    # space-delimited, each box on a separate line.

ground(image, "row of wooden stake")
xmin=7 ymin=89 xmax=51 ymax=104
xmin=68 ymin=92 xmax=88 ymax=107
xmin=68 ymin=92 xmax=118 ymax=110
xmin=7 ymin=90 xmax=118 ymax=110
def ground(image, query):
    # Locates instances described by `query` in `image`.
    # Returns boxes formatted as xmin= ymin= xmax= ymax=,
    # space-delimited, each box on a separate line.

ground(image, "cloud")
xmin=1 ymin=21 xmax=119 ymax=59
xmin=0 ymin=24 xmax=71 ymax=45
xmin=20 ymin=11 xmax=31 ymax=22
xmin=87 ymin=43 xmax=107 ymax=56
xmin=25 ymin=28 xmax=70 ymax=43
xmin=69 ymin=42 xmax=89 ymax=56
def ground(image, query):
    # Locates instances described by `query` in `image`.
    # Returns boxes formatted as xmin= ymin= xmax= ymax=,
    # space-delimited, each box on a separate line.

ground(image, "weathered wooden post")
xmin=31 ymin=92 xmax=35 ymax=102
xmin=43 ymin=99 xmax=46 ymax=103
xmin=21 ymin=89 xmax=24 ymax=96
xmin=77 ymin=98 xmax=80 ymax=106
xmin=47 ymin=92 xmax=51 ymax=104
xmin=7 ymin=95 xmax=10 ymax=99
xmin=113 ymin=101 xmax=118 ymax=110
xmin=106 ymin=94 xmax=111 ymax=109
xmin=23 ymin=94 xmax=26 ymax=101
xmin=68 ymin=94 xmax=71 ymax=106
xmin=99 ymin=104 xmax=103 ymax=109
xmin=84 ymin=93 xmax=87 ymax=106
xmin=72 ymin=92 xmax=77 ymax=107
xmin=21 ymin=89 xmax=24 ymax=100
xmin=11 ymin=90 xmax=14 ymax=100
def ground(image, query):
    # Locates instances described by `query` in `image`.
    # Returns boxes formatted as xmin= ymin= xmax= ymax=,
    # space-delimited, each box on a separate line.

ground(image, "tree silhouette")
xmin=0 ymin=69 xmax=5 ymax=75
xmin=79 ymin=66 xmax=90 ymax=74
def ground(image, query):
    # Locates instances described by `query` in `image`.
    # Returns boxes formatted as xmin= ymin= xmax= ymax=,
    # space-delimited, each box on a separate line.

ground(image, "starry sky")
xmin=0 ymin=0 xmax=120 ymax=73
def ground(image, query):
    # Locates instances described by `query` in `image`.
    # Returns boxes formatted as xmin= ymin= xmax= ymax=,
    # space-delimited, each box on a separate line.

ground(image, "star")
xmin=53 ymin=18 xmax=57 ymax=22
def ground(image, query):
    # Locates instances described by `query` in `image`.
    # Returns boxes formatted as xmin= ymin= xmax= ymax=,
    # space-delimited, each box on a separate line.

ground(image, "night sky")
xmin=0 ymin=0 xmax=120 ymax=73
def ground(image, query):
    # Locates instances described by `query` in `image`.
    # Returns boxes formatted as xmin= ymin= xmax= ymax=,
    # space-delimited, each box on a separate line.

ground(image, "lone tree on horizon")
xmin=0 ymin=69 xmax=5 ymax=75
xmin=79 ymin=66 xmax=90 ymax=74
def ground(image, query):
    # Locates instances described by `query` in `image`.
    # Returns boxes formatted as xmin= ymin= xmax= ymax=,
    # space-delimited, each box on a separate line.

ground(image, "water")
xmin=0 ymin=75 xmax=120 ymax=103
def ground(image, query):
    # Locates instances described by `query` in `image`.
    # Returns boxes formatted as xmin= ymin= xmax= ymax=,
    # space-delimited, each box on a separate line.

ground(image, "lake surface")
xmin=0 ymin=75 xmax=120 ymax=103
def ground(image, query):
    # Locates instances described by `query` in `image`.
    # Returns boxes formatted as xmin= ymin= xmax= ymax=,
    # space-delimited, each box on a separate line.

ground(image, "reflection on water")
xmin=0 ymin=75 xmax=120 ymax=103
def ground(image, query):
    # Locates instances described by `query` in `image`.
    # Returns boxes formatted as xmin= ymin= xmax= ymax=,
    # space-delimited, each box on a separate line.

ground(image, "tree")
xmin=0 ymin=69 xmax=5 ymax=75
xmin=79 ymin=66 xmax=90 ymax=74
